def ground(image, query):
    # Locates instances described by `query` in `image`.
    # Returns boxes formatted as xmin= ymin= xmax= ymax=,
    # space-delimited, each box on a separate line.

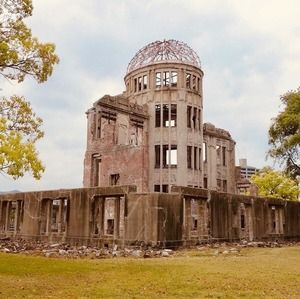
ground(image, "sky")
xmin=1 ymin=0 xmax=300 ymax=191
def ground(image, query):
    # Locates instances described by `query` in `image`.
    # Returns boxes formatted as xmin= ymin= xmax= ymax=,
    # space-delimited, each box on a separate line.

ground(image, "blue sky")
xmin=2 ymin=0 xmax=300 ymax=191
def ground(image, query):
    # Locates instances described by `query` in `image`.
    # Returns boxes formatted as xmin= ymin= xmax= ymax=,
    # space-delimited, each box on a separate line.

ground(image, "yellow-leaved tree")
xmin=0 ymin=0 xmax=59 ymax=179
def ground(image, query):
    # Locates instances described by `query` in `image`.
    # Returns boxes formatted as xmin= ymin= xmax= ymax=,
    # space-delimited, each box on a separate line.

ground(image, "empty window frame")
xmin=168 ymin=104 xmax=177 ymax=127
xmin=155 ymin=104 xmax=161 ymax=127
xmin=187 ymin=106 xmax=192 ymax=128
xmin=203 ymin=142 xmax=207 ymax=162
xmin=217 ymin=179 xmax=221 ymax=189
xmin=143 ymin=75 xmax=147 ymax=89
xmin=222 ymin=180 xmax=227 ymax=192
xmin=134 ymin=78 xmax=137 ymax=92
xmin=197 ymin=77 xmax=201 ymax=92
xmin=110 ymin=174 xmax=120 ymax=186
xmin=155 ymin=145 xmax=160 ymax=168
xmin=198 ymin=109 xmax=201 ymax=130
xmin=154 ymin=185 xmax=160 ymax=192
xmin=203 ymin=177 xmax=208 ymax=189
xmin=222 ymin=146 xmax=226 ymax=166
xmin=199 ymin=148 xmax=202 ymax=170
xmin=106 ymin=219 xmax=114 ymax=235
xmin=156 ymin=104 xmax=176 ymax=127
xmin=138 ymin=77 xmax=142 ymax=91
xmin=192 ymin=75 xmax=197 ymax=90
xmin=186 ymin=73 xmax=191 ymax=89
xmin=194 ymin=147 xmax=198 ymax=170
xmin=162 ymin=184 xmax=169 ymax=193
xmin=163 ymin=104 xmax=169 ymax=127
xmin=171 ymin=71 xmax=178 ymax=87
xmin=241 ymin=214 xmax=245 ymax=229
xmin=156 ymin=72 xmax=162 ymax=88
xmin=163 ymin=71 xmax=170 ymax=86
xmin=193 ymin=107 xmax=197 ymax=129
xmin=216 ymin=145 xmax=221 ymax=165
xmin=96 ymin=112 xmax=101 ymax=139
xmin=187 ymin=146 xmax=192 ymax=169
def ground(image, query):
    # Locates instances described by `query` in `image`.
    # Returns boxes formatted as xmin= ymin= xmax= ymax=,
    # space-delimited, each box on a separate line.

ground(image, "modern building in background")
xmin=83 ymin=40 xmax=236 ymax=193
xmin=236 ymin=158 xmax=259 ymax=194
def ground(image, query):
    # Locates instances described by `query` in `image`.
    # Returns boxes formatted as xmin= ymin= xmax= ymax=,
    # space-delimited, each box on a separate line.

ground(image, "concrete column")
xmin=45 ymin=200 xmax=51 ymax=236
xmin=114 ymin=197 xmax=120 ymax=239
xmin=14 ymin=201 xmax=20 ymax=235
xmin=99 ymin=197 xmax=105 ymax=236
xmin=184 ymin=197 xmax=191 ymax=242
xmin=5 ymin=201 xmax=10 ymax=232
xmin=58 ymin=199 xmax=63 ymax=234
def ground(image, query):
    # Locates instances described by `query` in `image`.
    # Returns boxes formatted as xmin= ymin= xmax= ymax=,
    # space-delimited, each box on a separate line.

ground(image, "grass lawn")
xmin=0 ymin=246 xmax=300 ymax=298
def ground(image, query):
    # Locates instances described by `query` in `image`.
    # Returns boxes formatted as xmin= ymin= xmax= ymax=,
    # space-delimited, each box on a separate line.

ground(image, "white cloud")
xmin=2 ymin=0 xmax=300 ymax=190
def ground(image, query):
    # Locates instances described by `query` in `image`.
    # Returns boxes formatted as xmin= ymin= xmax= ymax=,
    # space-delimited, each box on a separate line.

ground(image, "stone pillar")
xmin=184 ymin=197 xmax=191 ymax=243
xmin=99 ymin=197 xmax=105 ymax=236
xmin=114 ymin=197 xmax=120 ymax=239
xmin=14 ymin=201 xmax=20 ymax=236
xmin=5 ymin=202 xmax=10 ymax=232
xmin=45 ymin=200 xmax=51 ymax=236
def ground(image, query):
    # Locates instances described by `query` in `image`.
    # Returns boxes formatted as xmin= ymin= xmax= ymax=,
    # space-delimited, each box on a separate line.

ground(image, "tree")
xmin=0 ymin=96 xmax=44 ymax=179
xmin=0 ymin=0 xmax=59 ymax=179
xmin=268 ymin=89 xmax=300 ymax=179
xmin=250 ymin=167 xmax=299 ymax=201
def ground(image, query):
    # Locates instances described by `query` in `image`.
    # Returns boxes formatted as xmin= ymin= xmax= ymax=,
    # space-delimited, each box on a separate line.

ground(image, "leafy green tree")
xmin=268 ymin=89 xmax=300 ymax=179
xmin=250 ymin=167 xmax=299 ymax=201
xmin=0 ymin=0 xmax=59 ymax=179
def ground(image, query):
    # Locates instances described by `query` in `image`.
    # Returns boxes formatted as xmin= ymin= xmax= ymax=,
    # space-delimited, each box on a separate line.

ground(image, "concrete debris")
xmin=0 ymin=239 xmax=298 ymax=259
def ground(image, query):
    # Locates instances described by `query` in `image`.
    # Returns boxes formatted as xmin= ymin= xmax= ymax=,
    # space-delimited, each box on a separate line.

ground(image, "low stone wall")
xmin=0 ymin=185 xmax=299 ymax=248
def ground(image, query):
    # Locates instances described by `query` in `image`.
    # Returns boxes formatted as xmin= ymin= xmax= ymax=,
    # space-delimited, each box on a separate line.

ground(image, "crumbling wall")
xmin=0 ymin=186 xmax=300 ymax=247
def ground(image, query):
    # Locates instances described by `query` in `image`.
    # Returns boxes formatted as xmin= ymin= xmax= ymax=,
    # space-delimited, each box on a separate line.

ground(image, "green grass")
xmin=0 ymin=247 xmax=300 ymax=298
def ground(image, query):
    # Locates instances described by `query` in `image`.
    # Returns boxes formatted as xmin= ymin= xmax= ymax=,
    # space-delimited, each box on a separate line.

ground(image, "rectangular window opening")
xmin=163 ymin=104 xmax=169 ymax=127
xmin=110 ymin=173 xmax=120 ymax=186
xmin=222 ymin=146 xmax=226 ymax=166
xmin=186 ymin=73 xmax=191 ymax=89
xmin=162 ymin=184 xmax=169 ymax=193
xmin=163 ymin=71 xmax=170 ymax=86
xmin=203 ymin=177 xmax=208 ymax=189
xmin=194 ymin=147 xmax=198 ymax=170
xmin=155 ymin=145 xmax=160 ymax=168
xmin=193 ymin=107 xmax=197 ymax=129
xmin=198 ymin=109 xmax=201 ymax=130
xmin=163 ymin=145 xmax=177 ymax=168
xmin=155 ymin=104 xmax=161 ymax=127
xmin=192 ymin=75 xmax=197 ymax=90
xmin=187 ymin=106 xmax=192 ymax=128
xmin=154 ymin=185 xmax=160 ymax=192
xmin=156 ymin=72 xmax=161 ymax=88
xmin=241 ymin=214 xmax=245 ymax=229
xmin=143 ymin=75 xmax=147 ymax=89
xmin=134 ymin=78 xmax=137 ymax=92
xmin=138 ymin=77 xmax=142 ymax=91
xmin=216 ymin=145 xmax=221 ymax=165
xmin=203 ymin=142 xmax=207 ymax=162
xmin=171 ymin=71 xmax=177 ymax=87
xmin=170 ymin=104 xmax=177 ymax=127
xmin=222 ymin=180 xmax=227 ymax=192
xmin=106 ymin=219 xmax=114 ymax=235
xmin=187 ymin=146 xmax=192 ymax=169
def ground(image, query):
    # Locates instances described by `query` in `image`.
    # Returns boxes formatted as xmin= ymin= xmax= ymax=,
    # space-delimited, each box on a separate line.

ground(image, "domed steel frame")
xmin=126 ymin=39 xmax=201 ymax=74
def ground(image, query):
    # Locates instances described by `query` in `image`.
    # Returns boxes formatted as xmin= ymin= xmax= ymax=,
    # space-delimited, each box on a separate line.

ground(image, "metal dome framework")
xmin=126 ymin=39 xmax=201 ymax=74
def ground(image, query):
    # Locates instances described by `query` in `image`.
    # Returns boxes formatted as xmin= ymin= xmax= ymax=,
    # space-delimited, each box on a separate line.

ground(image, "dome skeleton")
xmin=126 ymin=39 xmax=201 ymax=74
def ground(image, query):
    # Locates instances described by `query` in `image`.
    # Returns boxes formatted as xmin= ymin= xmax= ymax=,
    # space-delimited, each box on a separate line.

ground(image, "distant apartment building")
xmin=236 ymin=158 xmax=259 ymax=194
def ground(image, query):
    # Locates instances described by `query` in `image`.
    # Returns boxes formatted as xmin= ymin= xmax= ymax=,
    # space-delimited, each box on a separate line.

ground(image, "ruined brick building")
xmin=1 ymin=40 xmax=299 ymax=247
xmin=83 ymin=40 xmax=236 ymax=194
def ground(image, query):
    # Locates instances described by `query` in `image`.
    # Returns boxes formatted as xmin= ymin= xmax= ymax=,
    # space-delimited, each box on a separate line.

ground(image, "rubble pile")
xmin=0 ymin=238 xmax=174 ymax=259
xmin=0 ymin=238 xmax=299 ymax=259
